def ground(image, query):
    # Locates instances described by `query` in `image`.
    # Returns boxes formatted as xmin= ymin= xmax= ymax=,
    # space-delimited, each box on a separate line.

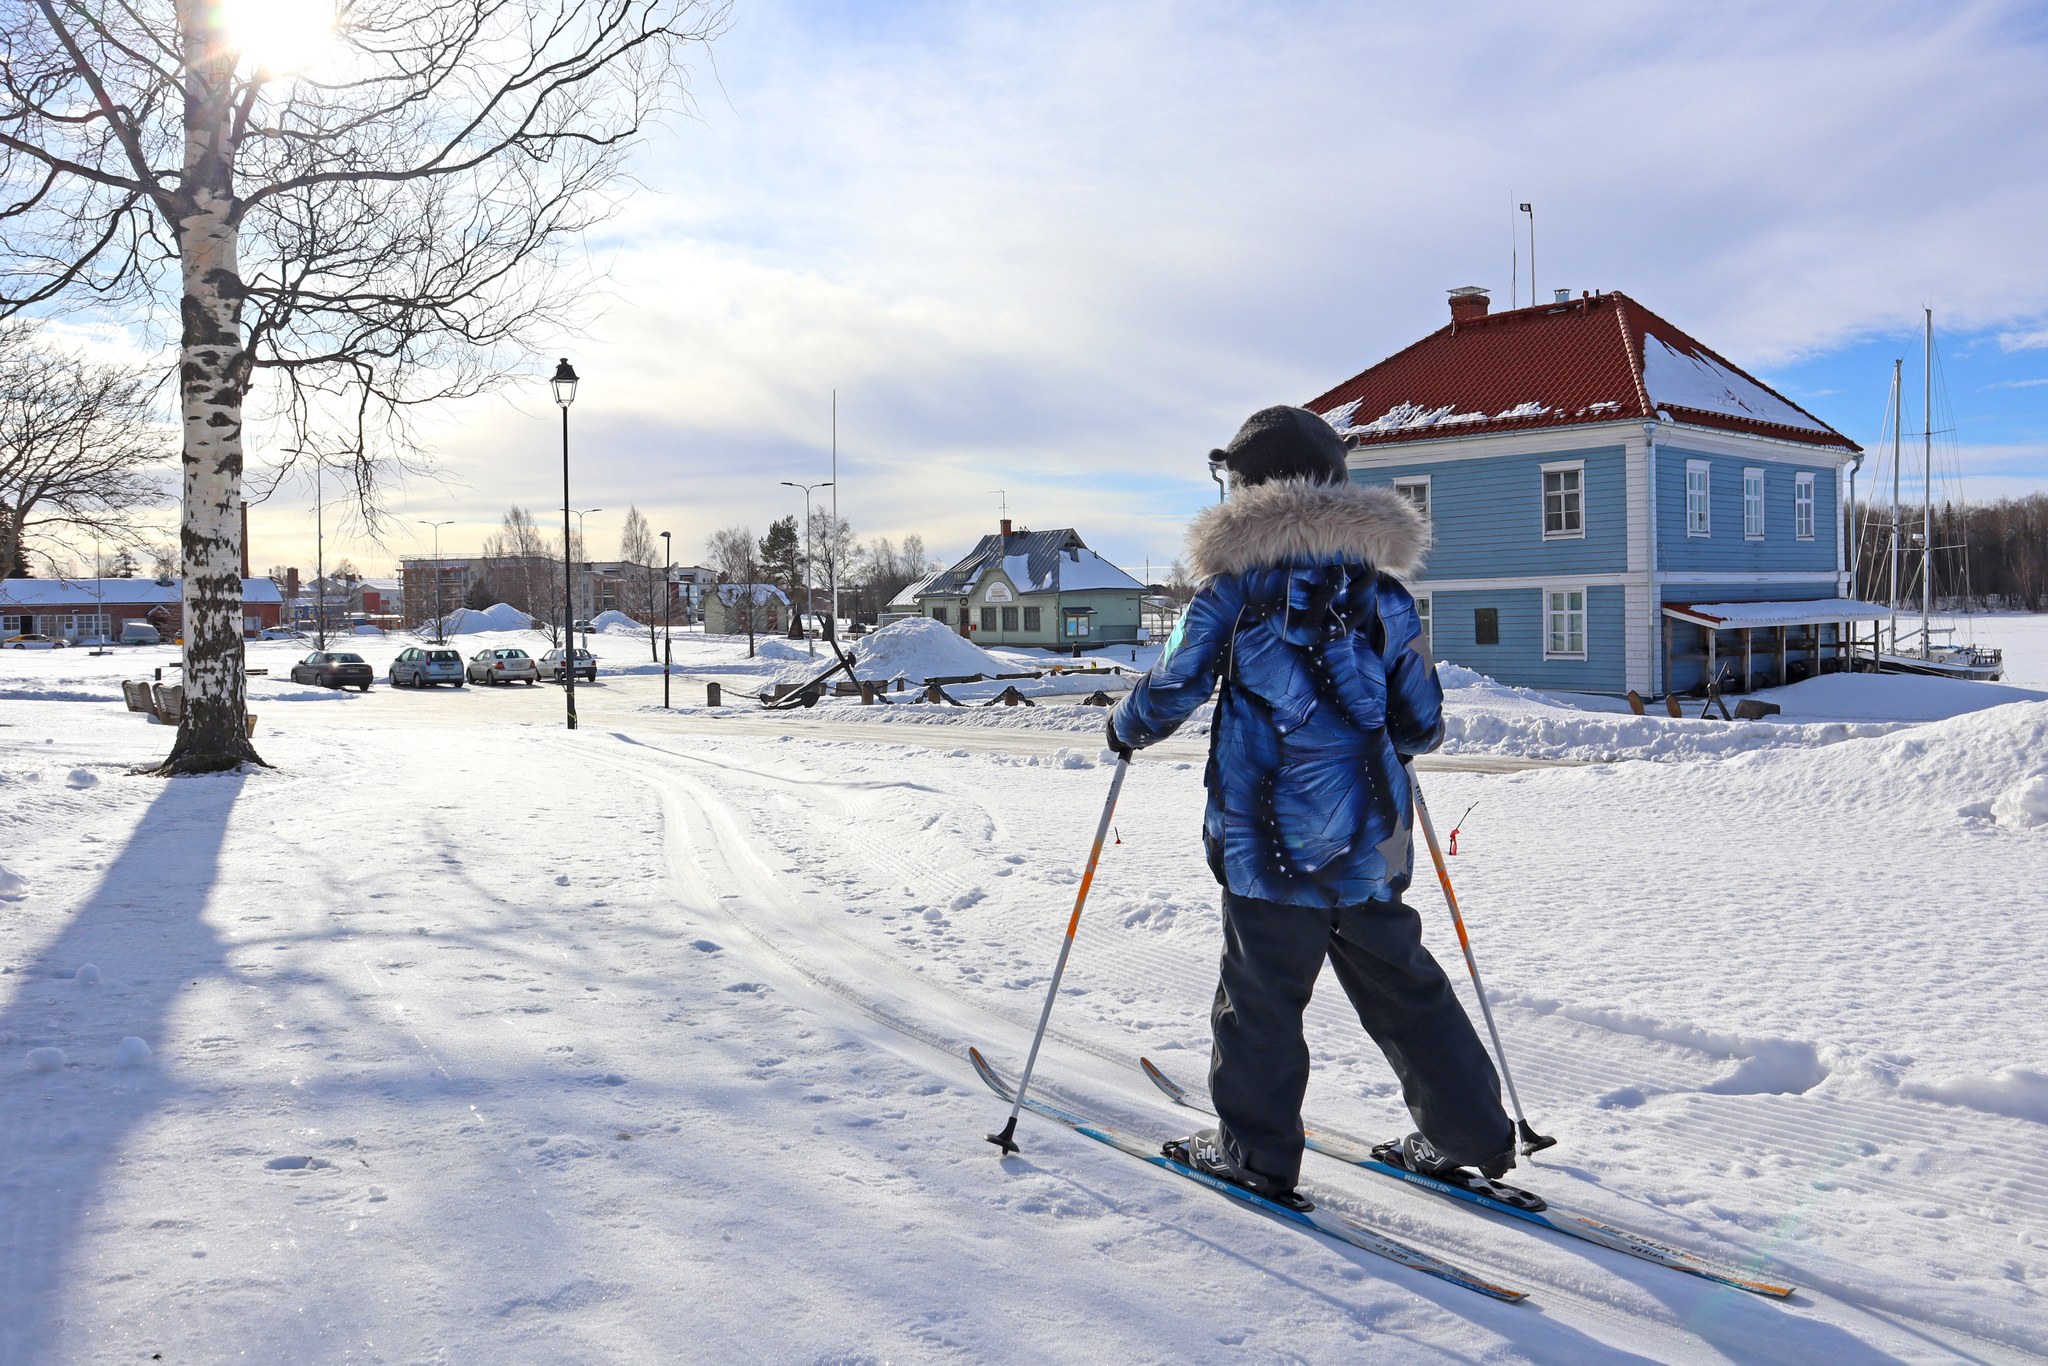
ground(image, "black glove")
xmin=1104 ymin=713 xmax=1133 ymax=761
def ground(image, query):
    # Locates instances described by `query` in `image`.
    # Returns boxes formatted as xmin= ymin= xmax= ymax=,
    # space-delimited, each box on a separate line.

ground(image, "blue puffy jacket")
xmin=1110 ymin=479 xmax=1443 ymax=908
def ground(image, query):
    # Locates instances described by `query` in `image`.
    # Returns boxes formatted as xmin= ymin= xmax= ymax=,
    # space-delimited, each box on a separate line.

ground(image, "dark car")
xmin=540 ymin=647 xmax=597 ymax=683
xmin=291 ymin=651 xmax=375 ymax=691
xmin=388 ymin=646 xmax=466 ymax=688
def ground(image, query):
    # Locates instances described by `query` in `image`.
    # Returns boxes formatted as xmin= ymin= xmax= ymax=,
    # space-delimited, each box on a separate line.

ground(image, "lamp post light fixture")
xmin=780 ymin=479 xmax=832 ymax=657
xmin=417 ymin=518 xmax=455 ymax=642
xmin=552 ymin=357 xmax=580 ymax=731
xmin=659 ymin=528 xmax=672 ymax=709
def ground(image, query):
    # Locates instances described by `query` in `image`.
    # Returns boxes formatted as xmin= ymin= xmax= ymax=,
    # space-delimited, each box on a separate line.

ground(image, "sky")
xmin=49 ymin=0 xmax=2048 ymax=585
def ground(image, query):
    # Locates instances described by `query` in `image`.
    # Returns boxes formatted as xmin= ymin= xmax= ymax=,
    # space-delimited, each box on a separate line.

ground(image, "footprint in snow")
xmin=265 ymin=1155 xmax=338 ymax=1174
xmin=689 ymin=939 xmax=723 ymax=954
xmin=949 ymin=889 xmax=985 ymax=911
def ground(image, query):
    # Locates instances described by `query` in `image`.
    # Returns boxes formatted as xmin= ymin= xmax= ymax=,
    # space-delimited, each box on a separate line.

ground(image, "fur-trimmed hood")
xmin=1186 ymin=479 xmax=1430 ymax=581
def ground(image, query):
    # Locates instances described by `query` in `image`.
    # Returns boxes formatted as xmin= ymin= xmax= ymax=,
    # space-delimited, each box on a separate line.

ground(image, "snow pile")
xmin=1435 ymin=663 xmax=1899 ymax=762
xmin=352 ymin=624 xmax=385 ymax=636
xmin=0 ymin=862 xmax=24 ymax=901
xmin=1991 ymin=772 xmax=2048 ymax=829
xmin=436 ymin=603 xmax=535 ymax=634
xmin=589 ymin=610 xmax=643 ymax=633
xmin=848 ymin=617 xmax=1015 ymax=684
xmin=1751 ymin=670 xmax=2047 ymax=722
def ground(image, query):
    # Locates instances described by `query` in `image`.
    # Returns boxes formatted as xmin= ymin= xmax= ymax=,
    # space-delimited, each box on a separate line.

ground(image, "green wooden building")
xmin=910 ymin=520 xmax=1144 ymax=648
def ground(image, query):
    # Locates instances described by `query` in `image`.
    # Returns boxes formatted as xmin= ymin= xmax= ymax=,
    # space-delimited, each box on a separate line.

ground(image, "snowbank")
xmin=435 ymin=603 xmax=535 ymax=634
xmin=847 ymin=616 xmax=1013 ymax=684
xmin=589 ymin=610 xmax=643 ymax=633
xmin=1750 ymin=670 xmax=2047 ymax=722
xmin=1435 ymin=663 xmax=1900 ymax=762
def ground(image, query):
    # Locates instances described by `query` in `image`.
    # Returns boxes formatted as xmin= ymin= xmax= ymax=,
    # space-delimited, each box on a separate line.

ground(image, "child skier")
xmin=1106 ymin=405 xmax=1519 ymax=1212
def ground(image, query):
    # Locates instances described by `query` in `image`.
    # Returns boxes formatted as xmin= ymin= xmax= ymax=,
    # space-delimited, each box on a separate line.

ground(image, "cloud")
xmin=218 ymin=0 xmax=2048 ymax=573
xmin=1999 ymin=329 xmax=2048 ymax=352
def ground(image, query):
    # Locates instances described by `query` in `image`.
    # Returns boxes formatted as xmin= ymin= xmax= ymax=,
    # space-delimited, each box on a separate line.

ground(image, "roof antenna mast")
xmin=1509 ymin=199 xmax=1518 ymax=310
xmin=988 ymin=489 xmax=1007 ymax=522
xmin=1518 ymin=202 xmax=1535 ymax=308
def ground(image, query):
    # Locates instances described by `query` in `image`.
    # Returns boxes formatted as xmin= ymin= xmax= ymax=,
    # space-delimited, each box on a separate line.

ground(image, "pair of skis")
xmin=970 ymin=1047 xmax=1794 ymax=1303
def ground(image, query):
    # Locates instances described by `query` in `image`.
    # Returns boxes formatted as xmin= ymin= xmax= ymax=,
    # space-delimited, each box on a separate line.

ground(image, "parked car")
xmin=388 ymin=646 xmax=465 ymax=688
xmin=466 ymin=647 xmax=539 ymax=685
xmin=119 ymin=622 xmax=162 ymax=645
xmin=1 ymin=633 xmax=62 ymax=649
xmin=290 ymin=650 xmax=375 ymax=691
xmin=540 ymin=647 xmax=598 ymax=683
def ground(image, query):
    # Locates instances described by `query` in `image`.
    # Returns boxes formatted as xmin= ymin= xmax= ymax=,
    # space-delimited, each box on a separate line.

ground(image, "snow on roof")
xmin=1308 ymin=292 xmax=1856 ymax=454
xmin=1639 ymin=336 xmax=1831 ymax=434
xmin=715 ymin=583 xmax=790 ymax=607
xmin=1663 ymin=598 xmax=1891 ymax=630
xmin=919 ymin=529 xmax=1143 ymax=598
xmin=0 ymin=576 xmax=283 ymax=607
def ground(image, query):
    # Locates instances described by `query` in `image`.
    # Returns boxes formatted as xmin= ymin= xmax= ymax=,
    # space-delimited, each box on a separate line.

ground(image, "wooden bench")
xmin=151 ymin=683 xmax=185 ymax=723
xmin=121 ymin=680 xmax=154 ymax=714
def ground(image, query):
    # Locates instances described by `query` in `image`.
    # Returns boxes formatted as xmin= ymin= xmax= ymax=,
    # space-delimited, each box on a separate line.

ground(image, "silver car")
xmin=466 ymin=647 xmax=539 ymax=685
xmin=389 ymin=646 xmax=466 ymax=687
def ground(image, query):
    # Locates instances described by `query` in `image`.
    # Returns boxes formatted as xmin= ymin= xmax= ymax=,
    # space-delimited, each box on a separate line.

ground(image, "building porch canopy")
xmin=1662 ymin=598 xmax=1890 ymax=632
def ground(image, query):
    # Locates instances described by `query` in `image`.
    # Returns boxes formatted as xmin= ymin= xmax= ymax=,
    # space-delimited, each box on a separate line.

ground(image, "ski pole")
xmin=987 ymin=755 xmax=1130 ymax=1155
xmin=1411 ymin=774 xmax=1557 ymax=1157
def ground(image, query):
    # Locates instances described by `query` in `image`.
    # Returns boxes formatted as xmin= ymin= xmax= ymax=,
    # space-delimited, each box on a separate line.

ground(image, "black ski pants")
xmin=1208 ymin=888 xmax=1513 ymax=1190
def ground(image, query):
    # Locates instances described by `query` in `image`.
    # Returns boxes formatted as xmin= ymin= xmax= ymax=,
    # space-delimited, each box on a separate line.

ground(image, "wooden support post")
xmin=1742 ymin=628 xmax=1753 ymax=693
xmin=1777 ymin=625 xmax=1788 ymax=686
xmin=1706 ymin=628 xmax=1717 ymax=694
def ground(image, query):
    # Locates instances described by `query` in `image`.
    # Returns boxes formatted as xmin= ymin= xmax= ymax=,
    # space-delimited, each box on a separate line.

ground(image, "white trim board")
xmin=1347 ymin=417 xmax=1857 ymax=470
xmin=1411 ymin=573 xmax=1637 ymax=592
xmin=1660 ymin=571 xmax=1840 ymax=585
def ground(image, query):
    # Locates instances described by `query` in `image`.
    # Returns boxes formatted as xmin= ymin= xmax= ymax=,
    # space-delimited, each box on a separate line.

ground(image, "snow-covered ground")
xmin=3 ymin=618 xmax=2046 ymax=1361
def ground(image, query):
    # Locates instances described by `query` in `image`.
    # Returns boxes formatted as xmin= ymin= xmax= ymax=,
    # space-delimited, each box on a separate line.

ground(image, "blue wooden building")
xmin=1313 ymin=287 xmax=1879 ymax=697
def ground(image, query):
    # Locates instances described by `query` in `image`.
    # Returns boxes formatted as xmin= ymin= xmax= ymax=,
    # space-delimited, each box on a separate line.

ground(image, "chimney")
xmin=1000 ymin=518 xmax=1013 ymax=536
xmin=1553 ymin=288 xmax=1570 ymax=304
xmin=1447 ymin=285 xmax=1490 ymax=326
xmin=286 ymin=567 xmax=300 ymax=596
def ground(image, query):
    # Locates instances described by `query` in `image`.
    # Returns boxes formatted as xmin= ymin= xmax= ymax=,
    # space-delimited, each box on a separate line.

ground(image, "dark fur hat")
xmin=1210 ymin=406 xmax=1349 ymax=489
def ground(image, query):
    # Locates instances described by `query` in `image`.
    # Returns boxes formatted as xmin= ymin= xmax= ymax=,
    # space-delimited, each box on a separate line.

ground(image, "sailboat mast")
xmin=1922 ymin=307 xmax=1933 ymax=659
xmin=1889 ymin=358 xmax=1901 ymax=653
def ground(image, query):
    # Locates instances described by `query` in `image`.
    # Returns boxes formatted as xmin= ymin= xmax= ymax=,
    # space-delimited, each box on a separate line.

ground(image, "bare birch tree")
xmin=0 ymin=323 xmax=168 ymax=575
xmin=0 ymin=0 xmax=727 ymax=772
xmin=480 ymin=504 xmax=560 ymax=643
xmin=705 ymin=523 xmax=759 ymax=657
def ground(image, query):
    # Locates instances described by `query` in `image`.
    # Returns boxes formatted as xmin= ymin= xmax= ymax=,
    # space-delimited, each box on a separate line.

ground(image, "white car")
xmin=2 ymin=634 xmax=62 ymax=650
xmin=466 ymin=647 xmax=539 ymax=685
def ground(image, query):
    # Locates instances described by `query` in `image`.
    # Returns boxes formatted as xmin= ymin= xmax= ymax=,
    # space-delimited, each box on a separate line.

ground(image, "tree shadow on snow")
xmin=0 ymin=770 xmax=243 ymax=1362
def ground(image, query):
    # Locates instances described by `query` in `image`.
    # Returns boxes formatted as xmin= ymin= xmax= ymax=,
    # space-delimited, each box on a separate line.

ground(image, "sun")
xmin=220 ymin=0 xmax=337 ymax=74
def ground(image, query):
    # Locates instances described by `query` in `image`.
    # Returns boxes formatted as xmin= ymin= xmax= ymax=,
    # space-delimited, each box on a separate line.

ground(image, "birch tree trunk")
xmin=161 ymin=0 xmax=262 ymax=774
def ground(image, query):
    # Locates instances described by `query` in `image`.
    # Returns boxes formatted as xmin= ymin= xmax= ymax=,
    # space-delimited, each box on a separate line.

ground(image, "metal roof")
xmin=1663 ymin=598 xmax=1890 ymax=631
xmin=916 ymin=528 xmax=1143 ymax=598
xmin=1310 ymin=292 xmax=1859 ymax=455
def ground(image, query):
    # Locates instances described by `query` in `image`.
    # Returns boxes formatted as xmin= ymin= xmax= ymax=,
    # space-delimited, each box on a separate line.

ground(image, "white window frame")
xmin=1540 ymin=460 xmax=1585 ymax=540
xmin=1412 ymin=592 xmax=1433 ymax=660
xmin=1393 ymin=475 xmax=1431 ymax=523
xmin=1543 ymin=585 xmax=1588 ymax=661
xmin=1795 ymin=472 xmax=1816 ymax=540
xmin=1685 ymin=460 xmax=1712 ymax=537
xmin=1743 ymin=467 xmax=1766 ymax=540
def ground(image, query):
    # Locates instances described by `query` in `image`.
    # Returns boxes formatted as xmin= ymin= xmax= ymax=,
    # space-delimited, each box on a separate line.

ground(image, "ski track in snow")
xmin=3 ymin=622 xmax=2048 ymax=1361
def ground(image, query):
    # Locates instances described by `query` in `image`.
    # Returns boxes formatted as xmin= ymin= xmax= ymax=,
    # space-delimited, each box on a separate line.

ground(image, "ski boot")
xmin=1162 ymin=1129 xmax=1314 ymax=1213
xmin=1372 ymin=1132 xmax=1547 ymax=1212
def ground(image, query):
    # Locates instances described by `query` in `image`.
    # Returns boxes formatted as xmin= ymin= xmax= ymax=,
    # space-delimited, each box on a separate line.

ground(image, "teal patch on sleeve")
xmin=1158 ymin=611 xmax=1191 ymax=670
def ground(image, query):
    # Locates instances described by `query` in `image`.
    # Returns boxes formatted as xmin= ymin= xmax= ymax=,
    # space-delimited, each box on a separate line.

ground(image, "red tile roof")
xmin=1307 ymin=291 xmax=1858 ymax=453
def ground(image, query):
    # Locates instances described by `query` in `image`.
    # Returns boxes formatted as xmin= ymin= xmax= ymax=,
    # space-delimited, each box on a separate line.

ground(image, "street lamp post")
xmin=572 ymin=506 xmax=602 ymax=649
xmin=552 ymin=358 xmax=580 ymax=731
xmin=660 ymin=529 xmax=672 ymax=709
xmin=418 ymin=518 xmax=455 ymax=642
xmin=780 ymin=478 xmax=832 ymax=657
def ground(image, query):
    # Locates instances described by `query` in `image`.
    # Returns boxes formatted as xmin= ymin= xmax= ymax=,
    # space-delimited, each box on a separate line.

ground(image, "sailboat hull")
xmin=1876 ymin=652 xmax=2003 ymax=683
